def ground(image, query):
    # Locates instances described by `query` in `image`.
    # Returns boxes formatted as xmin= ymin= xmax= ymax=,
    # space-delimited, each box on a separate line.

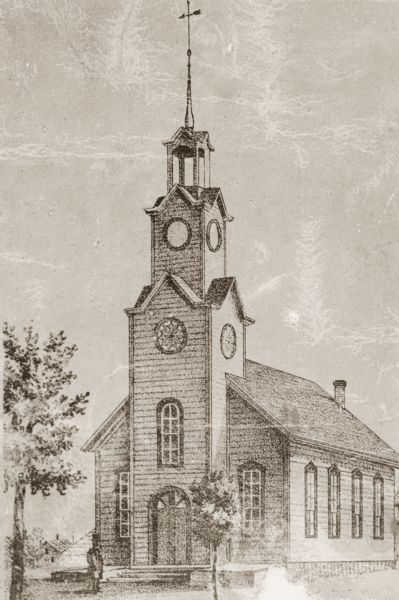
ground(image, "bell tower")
xmin=145 ymin=1 xmax=233 ymax=297
xmin=164 ymin=128 xmax=213 ymax=191
xmin=164 ymin=0 xmax=213 ymax=191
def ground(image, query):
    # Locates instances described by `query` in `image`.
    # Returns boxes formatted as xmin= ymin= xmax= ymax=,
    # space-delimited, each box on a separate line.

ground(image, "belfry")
xmin=83 ymin=1 xmax=398 ymax=583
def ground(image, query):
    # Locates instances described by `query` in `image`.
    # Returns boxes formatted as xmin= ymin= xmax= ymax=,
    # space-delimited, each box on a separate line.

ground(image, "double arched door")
xmin=150 ymin=487 xmax=191 ymax=565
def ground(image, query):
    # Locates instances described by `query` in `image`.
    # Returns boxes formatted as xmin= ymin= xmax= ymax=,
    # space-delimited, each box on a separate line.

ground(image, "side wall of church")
xmin=96 ymin=409 xmax=130 ymax=566
xmin=131 ymin=281 xmax=209 ymax=565
xmin=289 ymin=443 xmax=396 ymax=564
xmin=227 ymin=388 xmax=289 ymax=563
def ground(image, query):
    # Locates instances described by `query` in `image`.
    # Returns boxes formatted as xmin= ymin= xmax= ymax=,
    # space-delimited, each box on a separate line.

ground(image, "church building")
xmin=83 ymin=8 xmax=398 ymax=580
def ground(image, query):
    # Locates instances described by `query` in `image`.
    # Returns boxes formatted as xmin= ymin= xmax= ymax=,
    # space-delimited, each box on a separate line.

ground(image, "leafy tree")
xmin=3 ymin=323 xmax=89 ymax=600
xmin=190 ymin=471 xmax=239 ymax=600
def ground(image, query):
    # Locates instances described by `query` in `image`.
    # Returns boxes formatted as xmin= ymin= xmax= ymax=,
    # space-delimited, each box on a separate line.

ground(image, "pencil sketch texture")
xmin=2 ymin=1 xmax=399 ymax=599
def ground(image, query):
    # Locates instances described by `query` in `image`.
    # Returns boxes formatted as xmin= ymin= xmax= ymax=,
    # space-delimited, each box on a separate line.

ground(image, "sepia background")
xmin=1 ymin=0 xmax=399 ymax=541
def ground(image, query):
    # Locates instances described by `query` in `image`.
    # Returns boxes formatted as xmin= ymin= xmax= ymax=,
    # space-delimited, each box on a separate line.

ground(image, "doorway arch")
xmin=149 ymin=487 xmax=192 ymax=565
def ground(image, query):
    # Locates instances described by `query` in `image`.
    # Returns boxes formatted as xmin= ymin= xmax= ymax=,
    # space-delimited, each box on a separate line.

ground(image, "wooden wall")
xmin=289 ymin=443 xmax=396 ymax=563
xmin=203 ymin=200 xmax=226 ymax=292
xmin=227 ymin=388 xmax=288 ymax=563
xmin=131 ymin=281 xmax=209 ymax=565
xmin=96 ymin=408 xmax=130 ymax=566
xmin=152 ymin=192 xmax=203 ymax=295
xmin=211 ymin=291 xmax=244 ymax=469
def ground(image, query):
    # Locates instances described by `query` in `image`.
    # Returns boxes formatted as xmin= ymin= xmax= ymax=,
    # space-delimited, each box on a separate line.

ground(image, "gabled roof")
xmin=227 ymin=360 xmax=399 ymax=467
xmin=45 ymin=538 xmax=72 ymax=554
xmin=145 ymin=184 xmax=233 ymax=222
xmin=162 ymin=127 xmax=214 ymax=151
xmin=82 ymin=396 xmax=128 ymax=452
xmin=126 ymin=273 xmax=207 ymax=315
xmin=206 ymin=277 xmax=255 ymax=326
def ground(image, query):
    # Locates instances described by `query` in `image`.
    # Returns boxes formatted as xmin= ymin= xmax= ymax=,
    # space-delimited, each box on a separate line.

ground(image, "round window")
xmin=220 ymin=323 xmax=237 ymax=359
xmin=206 ymin=219 xmax=222 ymax=252
xmin=165 ymin=218 xmax=191 ymax=250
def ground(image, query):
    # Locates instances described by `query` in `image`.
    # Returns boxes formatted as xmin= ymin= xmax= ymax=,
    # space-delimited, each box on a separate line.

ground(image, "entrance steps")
xmin=104 ymin=562 xmax=281 ymax=587
xmin=104 ymin=565 xmax=209 ymax=585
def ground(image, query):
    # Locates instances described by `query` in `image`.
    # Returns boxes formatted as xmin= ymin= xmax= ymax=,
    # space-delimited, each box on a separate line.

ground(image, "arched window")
xmin=328 ymin=465 xmax=341 ymax=538
xmin=238 ymin=462 xmax=265 ymax=537
xmin=305 ymin=462 xmax=318 ymax=538
xmin=157 ymin=399 xmax=183 ymax=467
xmin=352 ymin=470 xmax=363 ymax=539
xmin=373 ymin=474 xmax=384 ymax=539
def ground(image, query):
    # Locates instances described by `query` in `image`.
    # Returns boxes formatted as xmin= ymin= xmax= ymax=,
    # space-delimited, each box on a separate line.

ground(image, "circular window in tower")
xmin=164 ymin=218 xmax=192 ymax=250
xmin=206 ymin=219 xmax=222 ymax=252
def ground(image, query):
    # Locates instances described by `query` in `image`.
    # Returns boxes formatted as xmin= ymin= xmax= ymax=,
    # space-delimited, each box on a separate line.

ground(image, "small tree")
xmin=190 ymin=471 xmax=239 ymax=600
xmin=3 ymin=323 xmax=89 ymax=600
xmin=24 ymin=528 xmax=46 ymax=568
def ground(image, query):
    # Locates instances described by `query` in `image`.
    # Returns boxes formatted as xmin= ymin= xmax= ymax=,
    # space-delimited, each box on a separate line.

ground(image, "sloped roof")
xmin=51 ymin=531 xmax=93 ymax=573
xmin=134 ymin=285 xmax=152 ymax=309
xmin=45 ymin=538 xmax=72 ymax=554
xmin=227 ymin=360 xmax=399 ymax=467
xmin=162 ymin=127 xmax=214 ymax=151
xmin=128 ymin=273 xmax=206 ymax=315
xmin=206 ymin=277 xmax=254 ymax=326
xmin=145 ymin=185 xmax=233 ymax=221
xmin=82 ymin=396 xmax=128 ymax=452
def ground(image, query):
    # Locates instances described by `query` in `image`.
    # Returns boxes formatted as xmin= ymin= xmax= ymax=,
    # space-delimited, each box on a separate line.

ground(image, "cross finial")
xmin=179 ymin=1 xmax=201 ymax=130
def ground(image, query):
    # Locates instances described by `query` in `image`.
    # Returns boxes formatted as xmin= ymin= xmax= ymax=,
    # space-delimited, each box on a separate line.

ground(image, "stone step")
xmin=105 ymin=568 xmax=191 ymax=584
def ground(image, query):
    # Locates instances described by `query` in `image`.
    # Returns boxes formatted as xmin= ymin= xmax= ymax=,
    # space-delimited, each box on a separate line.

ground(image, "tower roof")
xmin=162 ymin=127 xmax=214 ymax=152
xmin=145 ymin=184 xmax=232 ymax=221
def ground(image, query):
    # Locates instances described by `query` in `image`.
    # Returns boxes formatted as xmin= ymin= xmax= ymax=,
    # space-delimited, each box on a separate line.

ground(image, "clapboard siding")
xmin=96 ymin=407 xmax=129 ymax=566
xmin=211 ymin=290 xmax=244 ymax=469
xmin=132 ymin=280 xmax=209 ymax=565
xmin=204 ymin=200 xmax=226 ymax=291
xmin=227 ymin=388 xmax=288 ymax=563
xmin=289 ymin=443 xmax=395 ymax=563
xmin=152 ymin=193 xmax=203 ymax=295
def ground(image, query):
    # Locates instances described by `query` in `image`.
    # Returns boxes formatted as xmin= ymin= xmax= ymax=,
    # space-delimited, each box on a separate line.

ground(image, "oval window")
xmin=206 ymin=219 xmax=222 ymax=252
xmin=165 ymin=218 xmax=191 ymax=250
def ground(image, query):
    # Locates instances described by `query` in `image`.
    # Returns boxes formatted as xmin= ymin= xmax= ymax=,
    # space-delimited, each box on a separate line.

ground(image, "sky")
xmin=1 ymin=0 xmax=399 ymax=539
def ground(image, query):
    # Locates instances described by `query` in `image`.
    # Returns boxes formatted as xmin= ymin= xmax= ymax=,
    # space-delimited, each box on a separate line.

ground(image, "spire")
xmin=179 ymin=1 xmax=201 ymax=130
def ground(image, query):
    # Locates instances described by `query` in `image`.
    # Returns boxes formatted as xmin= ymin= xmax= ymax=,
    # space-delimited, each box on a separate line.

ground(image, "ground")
xmin=5 ymin=567 xmax=399 ymax=600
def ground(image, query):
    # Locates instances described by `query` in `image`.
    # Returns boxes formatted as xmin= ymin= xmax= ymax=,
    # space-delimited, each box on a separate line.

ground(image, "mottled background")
xmin=1 ymin=0 xmax=399 ymax=539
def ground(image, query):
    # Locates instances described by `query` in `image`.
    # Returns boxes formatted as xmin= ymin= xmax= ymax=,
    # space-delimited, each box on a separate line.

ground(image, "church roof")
xmin=127 ymin=273 xmax=206 ymax=315
xmin=82 ymin=396 xmax=128 ymax=452
xmin=206 ymin=277 xmax=255 ymax=325
xmin=162 ymin=127 xmax=214 ymax=151
xmin=145 ymin=185 xmax=233 ymax=222
xmin=227 ymin=360 xmax=399 ymax=467
xmin=129 ymin=275 xmax=254 ymax=324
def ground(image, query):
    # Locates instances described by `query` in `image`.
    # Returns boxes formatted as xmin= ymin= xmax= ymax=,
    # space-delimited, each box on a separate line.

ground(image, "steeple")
xmin=179 ymin=1 xmax=201 ymax=130
xmin=163 ymin=2 xmax=213 ymax=192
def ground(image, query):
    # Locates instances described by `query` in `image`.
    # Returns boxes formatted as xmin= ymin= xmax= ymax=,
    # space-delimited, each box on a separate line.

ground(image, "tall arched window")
xmin=328 ymin=465 xmax=341 ymax=538
xmin=238 ymin=462 xmax=265 ymax=537
xmin=373 ymin=474 xmax=384 ymax=539
xmin=305 ymin=462 xmax=318 ymax=538
xmin=157 ymin=399 xmax=183 ymax=467
xmin=352 ymin=470 xmax=363 ymax=539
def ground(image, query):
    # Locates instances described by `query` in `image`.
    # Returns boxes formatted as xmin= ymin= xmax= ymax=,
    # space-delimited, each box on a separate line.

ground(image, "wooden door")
xmin=153 ymin=489 xmax=190 ymax=565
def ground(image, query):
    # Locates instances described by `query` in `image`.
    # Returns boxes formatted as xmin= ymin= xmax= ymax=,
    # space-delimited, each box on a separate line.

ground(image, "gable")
xmin=127 ymin=273 xmax=206 ymax=316
xmin=82 ymin=396 xmax=128 ymax=452
xmin=145 ymin=185 xmax=233 ymax=222
xmin=144 ymin=185 xmax=200 ymax=216
xmin=206 ymin=277 xmax=254 ymax=325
